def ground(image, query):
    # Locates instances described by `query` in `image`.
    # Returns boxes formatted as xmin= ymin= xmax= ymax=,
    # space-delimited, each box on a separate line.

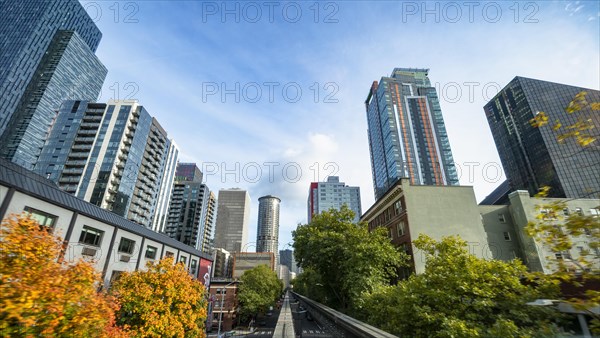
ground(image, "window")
xmin=575 ymin=208 xmax=584 ymax=216
xmin=555 ymin=251 xmax=572 ymax=260
xmin=110 ymin=270 xmax=123 ymax=284
xmin=24 ymin=206 xmax=57 ymax=228
xmin=394 ymin=200 xmax=403 ymax=215
xmin=563 ymin=208 xmax=570 ymax=216
xmin=145 ymin=245 xmax=157 ymax=259
xmin=118 ymin=237 xmax=135 ymax=254
xmin=397 ymin=221 xmax=406 ymax=236
xmin=190 ymin=259 xmax=198 ymax=274
xmin=503 ymin=231 xmax=511 ymax=241
xmin=79 ymin=226 xmax=104 ymax=247
xmin=498 ymin=214 xmax=506 ymax=223
xmin=590 ymin=208 xmax=599 ymax=217
xmin=180 ymin=256 xmax=187 ymax=264
xmin=165 ymin=251 xmax=174 ymax=258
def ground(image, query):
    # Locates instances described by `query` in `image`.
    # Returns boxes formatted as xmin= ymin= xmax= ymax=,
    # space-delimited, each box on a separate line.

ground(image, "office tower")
xmin=256 ymin=195 xmax=281 ymax=265
xmin=213 ymin=189 xmax=251 ymax=253
xmin=202 ymin=191 xmax=218 ymax=253
xmin=151 ymin=142 xmax=179 ymax=233
xmin=279 ymin=249 xmax=297 ymax=274
xmin=165 ymin=163 xmax=216 ymax=253
xmin=0 ymin=0 xmax=107 ymax=169
xmin=34 ymin=100 xmax=178 ymax=227
xmin=365 ymin=68 xmax=459 ymax=200
xmin=307 ymin=176 xmax=362 ymax=223
xmin=484 ymin=77 xmax=600 ymax=199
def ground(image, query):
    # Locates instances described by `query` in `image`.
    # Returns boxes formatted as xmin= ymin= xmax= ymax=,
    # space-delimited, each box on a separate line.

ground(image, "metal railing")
xmin=291 ymin=292 xmax=399 ymax=338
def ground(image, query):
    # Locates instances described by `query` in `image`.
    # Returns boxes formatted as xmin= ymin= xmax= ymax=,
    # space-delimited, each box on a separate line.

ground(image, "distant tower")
xmin=307 ymin=176 xmax=361 ymax=223
xmin=213 ymin=189 xmax=251 ymax=253
xmin=256 ymin=195 xmax=281 ymax=267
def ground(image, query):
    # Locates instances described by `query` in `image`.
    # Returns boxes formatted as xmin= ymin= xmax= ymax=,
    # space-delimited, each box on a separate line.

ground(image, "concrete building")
xmin=279 ymin=249 xmax=298 ymax=274
xmin=484 ymin=77 xmax=600 ymax=199
xmin=361 ymin=178 xmax=599 ymax=277
xmin=361 ymin=179 xmax=489 ymax=276
xmin=231 ymin=252 xmax=275 ymax=278
xmin=308 ymin=176 xmax=361 ymax=223
xmin=0 ymin=0 xmax=107 ymax=170
xmin=165 ymin=163 xmax=216 ymax=253
xmin=365 ymin=68 xmax=459 ymax=201
xmin=278 ymin=264 xmax=292 ymax=288
xmin=33 ymin=100 xmax=178 ymax=228
xmin=256 ymin=195 xmax=281 ymax=265
xmin=214 ymin=189 xmax=250 ymax=253
xmin=212 ymin=248 xmax=232 ymax=278
xmin=0 ymin=158 xmax=212 ymax=289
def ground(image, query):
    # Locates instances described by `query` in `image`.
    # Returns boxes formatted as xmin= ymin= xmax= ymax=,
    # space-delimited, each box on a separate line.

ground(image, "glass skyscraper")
xmin=34 ymin=100 xmax=179 ymax=228
xmin=366 ymin=68 xmax=459 ymax=200
xmin=484 ymin=77 xmax=600 ymax=199
xmin=0 ymin=0 xmax=107 ymax=169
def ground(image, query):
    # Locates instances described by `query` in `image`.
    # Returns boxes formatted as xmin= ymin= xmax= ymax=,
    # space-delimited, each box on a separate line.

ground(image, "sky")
xmin=81 ymin=0 xmax=600 ymax=251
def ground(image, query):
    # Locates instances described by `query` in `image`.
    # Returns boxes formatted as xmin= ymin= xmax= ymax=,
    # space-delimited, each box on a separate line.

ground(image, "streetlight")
xmin=217 ymin=280 xmax=237 ymax=338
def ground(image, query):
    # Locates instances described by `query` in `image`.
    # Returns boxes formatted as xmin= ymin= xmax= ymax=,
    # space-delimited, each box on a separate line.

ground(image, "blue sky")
xmin=82 ymin=0 xmax=600 ymax=250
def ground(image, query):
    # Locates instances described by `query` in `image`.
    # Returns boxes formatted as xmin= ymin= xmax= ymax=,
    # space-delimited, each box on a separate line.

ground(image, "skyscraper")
xmin=279 ymin=249 xmax=297 ymax=274
xmin=484 ymin=77 xmax=600 ymax=199
xmin=213 ymin=189 xmax=251 ymax=253
xmin=307 ymin=176 xmax=361 ymax=223
xmin=34 ymin=100 xmax=178 ymax=227
xmin=366 ymin=68 xmax=459 ymax=200
xmin=0 ymin=0 xmax=107 ymax=169
xmin=165 ymin=163 xmax=217 ymax=253
xmin=151 ymin=141 xmax=179 ymax=233
xmin=256 ymin=195 xmax=281 ymax=264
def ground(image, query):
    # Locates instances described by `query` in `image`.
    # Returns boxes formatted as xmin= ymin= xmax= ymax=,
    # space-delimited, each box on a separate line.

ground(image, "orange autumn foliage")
xmin=111 ymin=257 xmax=208 ymax=338
xmin=0 ymin=214 xmax=127 ymax=337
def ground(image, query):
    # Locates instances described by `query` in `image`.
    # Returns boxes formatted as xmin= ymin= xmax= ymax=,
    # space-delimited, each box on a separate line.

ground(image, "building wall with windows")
xmin=256 ymin=195 xmax=281 ymax=265
xmin=360 ymin=178 xmax=599 ymax=276
xmin=307 ymin=176 xmax=361 ymax=223
xmin=231 ymin=252 xmax=275 ymax=278
xmin=213 ymin=189 xmax=251 ymax=253
xmin=0 ymin=158 xmax=212 ymax=288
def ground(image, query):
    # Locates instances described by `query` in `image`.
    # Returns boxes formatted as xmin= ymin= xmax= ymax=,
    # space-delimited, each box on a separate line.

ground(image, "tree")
xmin=237 ymin=264 xmax=282 ymax=318
xmin=0 ymin=214 xmax=125 ymax=337
xmin=110 ymin=257 xmax=207 ymax=338
xmin=292 ymin=206 xmax=408 ymax=314
xmin=363 ymin=235 xmax=560 ymax=337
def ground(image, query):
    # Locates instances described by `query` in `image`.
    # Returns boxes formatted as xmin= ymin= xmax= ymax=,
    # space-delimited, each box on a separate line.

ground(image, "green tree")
xmin=110 ymin=257 xmax=207 ymax=338
xmin=363 ymin=235 xmax=560 ymax=337
xmin=292 ymin=206 xmax=408 ymax=314
xmin=0 ymin=214 xmax=125 ymax=337
xmin=237 ymin=265 xmax=282 ymax=318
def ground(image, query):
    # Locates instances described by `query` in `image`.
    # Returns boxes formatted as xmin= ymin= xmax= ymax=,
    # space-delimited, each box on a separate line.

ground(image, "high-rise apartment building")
xmin=308 ymin=176 xmax=361 ymax=223
xmin=0 ymin=0 xmax=107 ymax=169
xmin=366 ymin=68 xmax=459 ymax=200
xmin=213 ymin=189 xmax=251 ymax=253
xmin=256 ymin=195 xmax=281 ymax=265
xmin=34 ymin=100 xmax=178 ymax=227
xmin=484 ymin=77 xmax=600 ymax=199
xmin=151 ymin=142 xmax=179 ymax=233
xmin=165 ymin=163 xmax=217 ymax=253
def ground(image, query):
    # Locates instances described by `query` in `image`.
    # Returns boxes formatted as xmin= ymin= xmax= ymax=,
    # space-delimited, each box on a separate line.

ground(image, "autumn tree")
xmin=363 ymin=235 xmax=560 ymax=337
xmin=110 ymin=257 xmax=207 ymax=338
xmin=0 ymin=214 xmax=124 ymax=337
xmin=237 ymin=264 xmax=282 ymax=318
xmin=292 ymin=206 xmax=408 ymax=314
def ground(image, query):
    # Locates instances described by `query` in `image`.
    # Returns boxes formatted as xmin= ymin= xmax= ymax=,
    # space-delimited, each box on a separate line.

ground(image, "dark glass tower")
xmin=366 ymin=68 xmax=459 ymax=200
xmin=484 ymin=77 xmax=600 ymax=199
xmin=0 ymin=0 xmax=106 ymax=169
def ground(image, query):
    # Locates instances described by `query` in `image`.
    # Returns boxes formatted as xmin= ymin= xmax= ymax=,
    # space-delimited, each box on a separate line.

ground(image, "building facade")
xmin=34 ymin=100 xmax=178 ymax=228
xmin=0 ymin=158 xmax=212 ymax=289
xmin=307 ymin=176 xmax=361 ymax=223
xmin=365 ymin=68 xmax=459 ymax=200
xmin=484 ymin=77 xmax=600 ymax=199
xmin=256 ymin=195 xmax=281 ymax=265
xmin=165 ymin=163 xmax=216 ymax=253
xmin=213 ymin=189 xmax=251 ymax=253
xmin=231 ymin=252 xmax=275 ymax=278
xmin=151 ymin=141 xmax=179 ymax=233
xmin=279 ymin=249 xmax=297 ymax=274
xmin=0 ymin=0 xmax=107 ymax=169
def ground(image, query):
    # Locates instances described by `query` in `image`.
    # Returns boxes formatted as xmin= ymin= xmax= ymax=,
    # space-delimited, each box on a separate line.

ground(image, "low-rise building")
xmin=231 ymin=252 xmax=275 ymax=279
xmin=0 ymin=158 xmax=212 ymax=288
